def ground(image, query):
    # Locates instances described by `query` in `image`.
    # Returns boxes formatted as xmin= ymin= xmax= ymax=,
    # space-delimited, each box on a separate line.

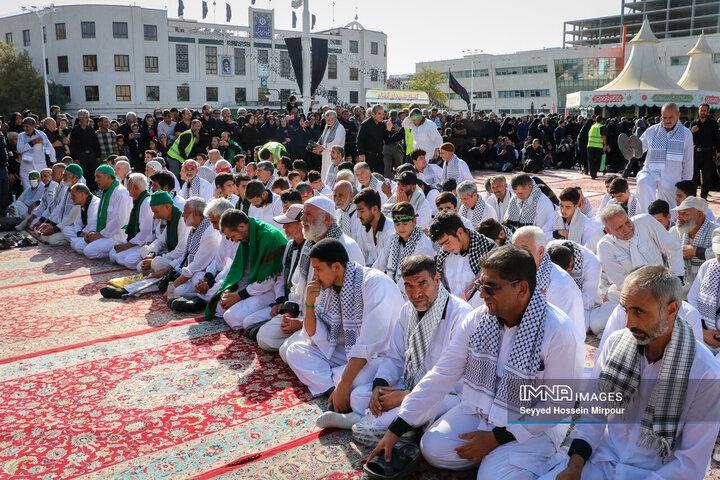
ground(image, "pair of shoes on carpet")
xmin=167 ymin=296 xmax=207 ymax=312
xmin=100 ymin=285 xmax=129 ymax=299
xmin=0 ymin=233 xmax=35 ymax=248
xmin=363 ymin=443 xmax=422 ymax=480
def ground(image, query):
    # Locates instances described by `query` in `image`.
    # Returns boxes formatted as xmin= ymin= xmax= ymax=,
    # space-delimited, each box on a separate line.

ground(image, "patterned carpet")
xmin=1 ymin=168 xmax=718 ymax=479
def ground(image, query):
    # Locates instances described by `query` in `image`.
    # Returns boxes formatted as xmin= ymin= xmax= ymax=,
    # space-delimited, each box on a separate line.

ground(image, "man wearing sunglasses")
xmin=369 ymin=245 xmax=580 ymax=476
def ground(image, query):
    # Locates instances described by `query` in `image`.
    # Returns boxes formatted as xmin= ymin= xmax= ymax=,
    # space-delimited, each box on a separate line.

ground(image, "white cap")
xmin=671 ymin=196 xmax=707 ymax=213
xmin=304 ymin=195 xmax=336 ymax=217
xmin=273 ymin=203 xmax=303 ymax=224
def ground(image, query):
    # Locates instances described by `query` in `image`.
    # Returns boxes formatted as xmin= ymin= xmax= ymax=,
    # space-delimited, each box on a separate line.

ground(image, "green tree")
xmin=0 ymin=41 xmax=45 ymax=115
xmin=408 ymin=68 xmax=447 ymax=105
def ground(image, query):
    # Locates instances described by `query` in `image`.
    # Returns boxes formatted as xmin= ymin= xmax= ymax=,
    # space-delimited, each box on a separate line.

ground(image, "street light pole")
xmin=462 ymin=48 xmax=480 ymax=114
xmin=301 ymin=0 xmax=311 ymax=114
xmin=22 ymin=4 xmax=54 ymax=119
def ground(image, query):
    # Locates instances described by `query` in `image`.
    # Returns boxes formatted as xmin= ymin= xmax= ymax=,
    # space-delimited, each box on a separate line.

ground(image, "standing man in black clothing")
xmin=340 ymin=110 xmax=358 ymax=162
xmin=199 ymin=104 xmax=218 ymax=151
xmin=69 ymin=109 xmax=101 ymax=191
xmin=356 ymin=105 xmax=392 ymax=174
xmin=690 ymin=103 xmax=720 ymax=199
xmin=174 ymin=108 xmax=193 ymax=136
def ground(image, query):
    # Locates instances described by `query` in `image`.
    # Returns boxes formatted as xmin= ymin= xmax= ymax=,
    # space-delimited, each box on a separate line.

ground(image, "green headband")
xmin=410 ymin=114 xmax=423 ymax=120
xmin=392 ymin=215 xmax=416 ymax=223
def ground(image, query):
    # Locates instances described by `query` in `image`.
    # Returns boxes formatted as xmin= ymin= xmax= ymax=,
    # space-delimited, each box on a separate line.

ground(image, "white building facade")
xmin=0 ymin=5 xmax=387 ymax=117
xmin=421 ymin=33 xmax=720 ymax=114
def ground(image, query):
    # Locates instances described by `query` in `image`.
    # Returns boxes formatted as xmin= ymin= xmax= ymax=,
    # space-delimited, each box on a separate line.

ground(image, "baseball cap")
xmin=273 ymin=203 xmax=303 ymax=224
xmin=305 ymin=195 xmax=336 ymax=216
xmin=671 ymin=196 xmax=707 ymax=213
xmin=395 ymin=170 xmax=417 ymax=186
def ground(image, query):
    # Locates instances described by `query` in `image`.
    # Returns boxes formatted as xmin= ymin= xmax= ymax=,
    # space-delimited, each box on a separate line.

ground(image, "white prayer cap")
xmin=147 ymin=160 xmax=162 ymax=171
xmin=305 ymin=195 xmax=336 ymax=217
xmin=274 ymin=203 xmax=303 ymax=224
xmin=712 ymin=228 xmax=720 ymax=255
xmin=672 ymin=196 xmax=707 ymax=214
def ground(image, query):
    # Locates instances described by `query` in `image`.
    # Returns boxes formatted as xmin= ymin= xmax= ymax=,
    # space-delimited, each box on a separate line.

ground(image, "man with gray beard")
xmin=669 ymin=196 xmax=719 ymax=294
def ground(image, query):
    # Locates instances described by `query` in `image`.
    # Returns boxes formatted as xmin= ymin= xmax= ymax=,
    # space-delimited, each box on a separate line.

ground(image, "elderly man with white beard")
xmin=333 ymin=180 xmax=362 ymax=239
xmin=669 ymin=196 xmax=719 ymax=295
xmin=313 ymin=110 xmax=346 ymax=183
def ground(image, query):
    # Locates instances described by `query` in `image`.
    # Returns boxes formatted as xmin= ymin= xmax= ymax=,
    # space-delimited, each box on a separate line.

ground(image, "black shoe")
xmin=170 ymin=297 xmax=207 ymax=312
xmin=100 ymin=285 xmax=128 ymax=299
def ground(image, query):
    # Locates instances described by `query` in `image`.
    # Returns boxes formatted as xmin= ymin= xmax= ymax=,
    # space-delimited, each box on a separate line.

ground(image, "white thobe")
xmin=545 ymin=330 xmax=720 ymax=480
xmin=16 ymin=130 xmax=55 ymax=189
xmin=372 ymin=232 xmax=435 ymax=296
xmin=356 ymin=216 xmax=396 ymax=267
xmin=285 ymin=266 xmax=404 ymax=396
xmin=553 ymin=211 xmax=597 ymax=247
xmin=396 ymin=303 xmax=579 ymax=475
xmin=545 ymin=264 xmax=587 ymax=350
xmin=486 ymin=188 xmax=513 ymax=224
xmin=440 ymin=156 xmax=473 ymax=184
xmin=9 ymin=183 xmax=45 ymax=218
xmin=548 ymin=240 xmax=601 ymax=328
xmin=179 ymin=176 xmax=214 ymax=201
xmin=83 ymin=184 xmax=132 ymax=259
xmin=597 ymin=214 xmax=684 ymax=290
xmin=350 ymin=295 xmax=473 ymax=421
xmin=336 ymin=206 xmax=364 ymax=240
xmin=459 ymin=197 xmax=498 ymax=229
xmin=111 ymin=196 xmax=155 ymax=269
xmin=442 ymin=252 xmax=476 ymax=298
xmin=402 ymin=117 xmax=443 ymax=159
xmin=319 ymin=123 xmax=346 ymax=183
xmin=381 ymin=190 xmax=433 ymax=231
xmin=144 ymin=217 xmax=191 ymax=268
xmin=416 ymin=164 xmax=443 ymax=189
xmin=247 ymin=194 xmax=284 ymax=230
xmin=669 ymin=218 xmax=719 ymax=293
xmin=687 ymin=258 xmax=720 ymax=356
xmin=64 ymin=197 xmax=100 ymax=254
xmin=31 ymin=181 xmax=60 ymax=225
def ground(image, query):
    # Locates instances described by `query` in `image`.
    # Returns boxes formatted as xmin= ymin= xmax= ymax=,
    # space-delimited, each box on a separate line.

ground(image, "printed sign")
xmin=252 ymin=11 xmax=273 ymax=39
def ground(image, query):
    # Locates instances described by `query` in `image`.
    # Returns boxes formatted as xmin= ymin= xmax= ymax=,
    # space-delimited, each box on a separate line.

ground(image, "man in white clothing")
xmin=109 ymin=173 xmax=155 ymax=269
xmin=353 ymin=162 xmax=388 ymax=205
xmin=381 ymin=170 xmax=433 ymax=231
xmin=333 ymin=180 xmax=362 ymax=239
xmin=81 ymin=164 xmax=132 ymax=260
xmin=6 ymin=170 xmax=46 ymax=223
xmin=636 ymin=102 xmax=694 ymax=213
xmin=369 ymin=245 xmax=580 ymax=478
xmin=245 ymin=179 xmax=283 ymax=230
xmin=438 ymin=142 xmax=473 ymax=184
xmin=313 ymin=110 xmax=346 ymax=183
xmin=552 ymin=187 xmax=597 ymax=247
xmin=457 ymin=180 xmax=497 ymax=230
xmin=410 ymin=149 xmax=443 ymax=190
xmin=486 ymin=175 xmax=513 ymax=223
xmin=542 ymin=265 xmax=720 ymax=480
xmin=687 ymin=228 xmax=720 ymax=358
xmin=286 ymin=238 xmax=404 ymax=429
xmin=513 ymin=226 xmax=587 ymax=346
xmin=37 ymin=163 xmax=83 ymax=246
xmin=354 ymin=188 xmax=396 ymax=267
xmin=29 ymin=164 xmax=65 ymax=230
xmin=179 ymin=160 xmax=214 ymax=201
xmin=351 ymin=254 xmax=472 ymax=446
xmin=16 ymin=117 xmax=55 ymax=189
xmin=402 ymin=108 xmax=443 ymax=161
xmin=64 ymin=184 xmax=100 ymax=254
xmin=503 ymin=173 xmax=556 ymax=239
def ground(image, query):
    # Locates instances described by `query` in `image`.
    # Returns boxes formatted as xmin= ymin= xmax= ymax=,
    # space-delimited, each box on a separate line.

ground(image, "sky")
xmin=1 ymin=0 xmax=620 ymax=74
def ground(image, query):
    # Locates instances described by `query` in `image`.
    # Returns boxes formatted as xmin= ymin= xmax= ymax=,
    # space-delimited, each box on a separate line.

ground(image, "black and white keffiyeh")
xmin=464 ymin=290 xmax=547 ymax=414
xmin=338 ymin=204 xmax=357 ymax=236
xmin=459 ymin=199 xmax=486 ymax=229
xmin=627 ymin=194 xmax=638 ymax=218
xmin=315 ymin=261 xmax=365 ymax=356
xmin=696 ymin=260 xmax=720 ymax=327
xmin=504 ymin=182 xmax=542 ymax=229
xmin=435 ymin=229 xmax=495 ymax=281
xmin=598 ymin=316 xmax=695 ymax=462
xmin=536 ymin=252 xmax=554 ymax=293
xmin=264 ymin=173 xmax=277 ymax=190
xmin=319 ymin=119 xmax=340 ymax=146
xmin=386 ymin=226 xmax=424 ymax=282
xmin=647 ymin=122 xmax=687 ymax=171
xmin=553 ymin=210 xmax=585 ymax=244
xmin=563 ymin=241 xmax=584 ymax=289
xmin=180 ymin=216 xmax=211 ymax=268
xmin=680 ymin=216 xmax=714 ymax=251
xmin=296 ymin=223 xmax=343 ymax=290
xmin=442 ymin=154 xmax=461 ymax=182
xmin=404 ymin=285 xmax=450 ymax=389
xmin=367 ymin=174 xmax=382 ymax=193
xmin=187 ymin=177 xmax=201 ymax=197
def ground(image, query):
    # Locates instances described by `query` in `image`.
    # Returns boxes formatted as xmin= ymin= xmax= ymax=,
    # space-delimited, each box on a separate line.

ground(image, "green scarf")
xmin=236 ymin=197 xmax=251 ymax=214
xmin=96 ymin=179 xmax=120 ymax=232
xmin=205 ymin=217 xmax=288 ymax=320
xmin=124 ymin=190 xmax=149 ymax=241
xmin=166 ymin=205 xmax=183 ymax=252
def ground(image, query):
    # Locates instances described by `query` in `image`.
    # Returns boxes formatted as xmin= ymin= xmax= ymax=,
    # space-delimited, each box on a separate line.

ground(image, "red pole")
xmin=621 ymin=24 xmax=627 ymax=70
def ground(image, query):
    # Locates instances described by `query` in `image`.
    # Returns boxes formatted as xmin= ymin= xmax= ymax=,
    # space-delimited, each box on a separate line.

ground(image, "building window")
xmin=43 ymin=26 xmax=47 ymax=43
xmin=45 ymin=58 xmax=49 ymax=75
xmin=350 ymin=68 xmax=359 ymax=81
xmin=327 ymin=89 xmax=338 ymax=103
xmin=57 ymin=56 xmax=68 ymax=73
xmin=495 ymin=64 xmax=548 ymax=76
xmin=257 ymin=49 xmax=269 ymax=64
xmin=146 ymin=85 xmax=160 ymax=102
xmin=206 ymin=87 xmax=218 ymax=102
xmin=22 ymin=29 xmax=30 ymax=46
xmin=234 ymin=48 xmax=246 ymax=75
xmin=328 ymin=55 xmax=337 ymax=79
xmin=85 ymin=85 xmax=99 ymax=102
xmin=62 ymin=86 xmax=71 ymax=101
xmin=371 ymin=42 xmax=378 ymax=55
xmin=235 ymin=87 xmax=246 ymax=104
xmin=83 ymin=55 xmax=98 ymax=72
xmin=472 ymin=91 xmax=492 ymax=99
xmin=349 ymin=91 xmax=359 ymax=104
xmin=112 ymin=22 xmax=128 ymax=39
xmin=349 ymin=40 xmax=358 ymax=53
xmin=370 ymin=69 xmax=378 ymax=82
xmin=81 ymin=21 xmax=95 ymax=39
xmin=383 ymin=44 xmax=386 ymax=57
xmin=176 ymin=44 xmax=189 ymax=73
xmin=280 ymin=51 xmax=293 ymax=78
xmin=144 ymin=24 xmax=157 ymax=41
xmin=205 ymin=46 xmax=217 ymax=74
xmin=497 ymin=89 xmax=550 ymax=98
xmin=116 ymin=85 xmax=131 ymax=101
xmin=145 ymin=56 xmax=159 ymax=73
xmin=114 ymin=54 xmax=130 ymax=72
xmin=670 ymin=55 xmax=689 ymax=66
xmin=55 ymin=23 xmax=66 ymax=40
xmin=177 ymin=86 xmax=190 ymax=102
xmin=5 ymin=33 xmax=12 ymax=44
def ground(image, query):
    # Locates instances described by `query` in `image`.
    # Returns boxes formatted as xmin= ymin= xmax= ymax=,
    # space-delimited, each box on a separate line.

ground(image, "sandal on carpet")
xmin=363 ymin=444 xmax=422 ymax=480
xmin=100 ymin=285 xmax=129 ymax=299
xmin=17 ymin=237 xmax=36 ymax=247
xmin=170 ymin=297 xmax=207 ymax=313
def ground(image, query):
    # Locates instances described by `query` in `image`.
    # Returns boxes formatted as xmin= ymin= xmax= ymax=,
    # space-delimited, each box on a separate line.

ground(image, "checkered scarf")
xmin=404 ymin=285 xmax=450 ymax=389
xmin=459 ymin=199 xmax=486 ymax=229
xmin=647 ymin=122 xmax=687 ymax=171
xmin=338 ymin=204 xmax=357 ymax=237
xmin=436 ymin=229 xmax=495 ymax=282
xmin=264 ymin=173 xmax=277 ymax=190
xmin=553 ymin=210 xmax=586 ymax=244
xmin=563 ymin=241 xmax=585 ymax=289
xmin=315 ymin=261 xmax=365 ymax=356
xmin=504 ymin=182 xmax=542 ymax=229
xmin=296 ymin=223 xmax=343 ymax=292
xmin=536 ymin=252 xmax=554 ymax=293
xmin=386 ymin=226 xmax=424 ymax=283
xmin=680 ymin=216 xmax=714 ymax=272
xmin=696 ymin=259 xmax=720 ymax=328
xmin=181 ymin=216 xmax=211 ymax=268
xmin=464 ymin=290 xmax=547 ymax=414
xmin=598 ymin=316 xmax=695 ymax=462
xmin=442 ymin=154 xmax=461 ymax=182
xmin=627 ymin=194 xmax=638 ymax=218
xmin=367 ymin=175 xmax=382 ymax=193
xmin=187 ymin=177 xmax=202 ymax=197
